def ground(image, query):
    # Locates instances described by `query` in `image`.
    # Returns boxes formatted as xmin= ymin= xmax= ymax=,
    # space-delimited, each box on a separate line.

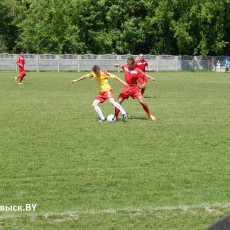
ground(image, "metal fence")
xmin=0 ymin=53 xmax=229 ymax=72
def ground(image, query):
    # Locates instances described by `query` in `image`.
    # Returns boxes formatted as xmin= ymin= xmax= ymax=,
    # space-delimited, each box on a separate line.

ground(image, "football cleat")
xmin=149 ymin=115 xmax=156 ymax=122
xmin=97 ymin=118 xmax=106 ymax=122
xmin=122 ymin=113 xmax=128 ymax=121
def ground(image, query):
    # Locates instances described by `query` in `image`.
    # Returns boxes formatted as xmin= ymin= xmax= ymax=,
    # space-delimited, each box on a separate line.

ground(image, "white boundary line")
xmin=1 ymin=202 xmax=230 ymax=220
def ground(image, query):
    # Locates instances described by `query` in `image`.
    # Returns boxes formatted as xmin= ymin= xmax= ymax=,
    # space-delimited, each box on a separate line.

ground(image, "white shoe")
xmin=149 ymin=115 xmax=156 ymax=122
xmin=18 ymin=82 xmax=23 ymax=85
xmin=15 ymin=77 xmax=17 ymax=81
xmin=97 ymin=118 xmax=106 ymax=122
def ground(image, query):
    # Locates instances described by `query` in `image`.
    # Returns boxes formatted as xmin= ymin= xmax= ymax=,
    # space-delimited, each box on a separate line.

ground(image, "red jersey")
xmin=16 ymin=55 xmax=25 ymax=71
xmin=121 ymin=64 xmax=145 ymax=86
xmin=135 ymin=59 xmax=149 ymax=72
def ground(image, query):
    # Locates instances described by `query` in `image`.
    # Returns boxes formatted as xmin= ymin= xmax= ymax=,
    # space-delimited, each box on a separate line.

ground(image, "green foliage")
xmin=14 ymin=0 xmax=85 ymax=53
xmin=0 ymin=0 xmax=18 ymax=52
xmin=0 ymin=0 xmax=229 ymax=55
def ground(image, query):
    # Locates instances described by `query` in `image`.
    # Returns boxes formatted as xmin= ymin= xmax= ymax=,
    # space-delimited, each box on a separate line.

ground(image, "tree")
xmin=0 ymin=0 xmax=18 ymax=52
xmin=0 ymin=0 xmax=229 ymax=55
xmin=14 ymin=0 xmax=85 ymax=53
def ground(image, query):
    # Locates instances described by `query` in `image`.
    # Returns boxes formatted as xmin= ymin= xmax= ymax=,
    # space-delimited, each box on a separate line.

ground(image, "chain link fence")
xmin=0 ymin=54 xmax=229 ymax=72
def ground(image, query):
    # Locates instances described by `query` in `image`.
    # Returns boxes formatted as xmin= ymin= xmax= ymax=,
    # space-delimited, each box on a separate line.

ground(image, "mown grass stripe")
xmin=1 ymin=202 xmax=230 ymax=220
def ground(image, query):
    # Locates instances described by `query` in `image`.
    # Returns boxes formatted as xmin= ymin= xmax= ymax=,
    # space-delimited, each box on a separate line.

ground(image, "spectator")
xmin=216 ymin=61 xmax=221 ymax=72
xmin=207 ymin=59 xmax=212 ymax=71
xmin=224 ymin=58 xmax=229 ymax=72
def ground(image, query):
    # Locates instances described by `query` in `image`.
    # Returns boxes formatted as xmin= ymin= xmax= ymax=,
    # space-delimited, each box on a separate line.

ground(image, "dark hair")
xmin=206 ymin=216 xmax=230 ymax=230
xmin=92 ymin=65 xmax=100 ymax=72
xmin=127 ymin=56 xmax=135 ymax=64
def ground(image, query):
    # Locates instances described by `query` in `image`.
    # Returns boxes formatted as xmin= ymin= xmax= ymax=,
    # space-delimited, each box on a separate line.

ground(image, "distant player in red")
xmin=135 ymin=54 xmax=155 ymax=95
xmin=135 ymin=54 xmax=150 ymax=72
xmin=114 ymin=56 xmax=156 ymax=122
xmin=15 ymin=52 xmax=26 ymax=85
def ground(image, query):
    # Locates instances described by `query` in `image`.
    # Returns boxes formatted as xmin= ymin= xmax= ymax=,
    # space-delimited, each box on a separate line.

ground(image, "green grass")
xmin=0 ymin=71 xmax=230 ymax=229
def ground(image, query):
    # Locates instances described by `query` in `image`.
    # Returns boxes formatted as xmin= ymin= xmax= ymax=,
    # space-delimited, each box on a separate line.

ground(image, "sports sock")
xmin=19 ymin=74 xmax=25 ymax=83
xmin=94 ymin=106 xmax=105 ymax=120
xmin=142 ymin=103 xmax=151 ymax=117
xmin=113 ymin=102 xmax=126 ymax=115
xmin=114 ymin=107 xmax=120 ymax=118
xmin=141 ymin=87 xmax=145 ymax=95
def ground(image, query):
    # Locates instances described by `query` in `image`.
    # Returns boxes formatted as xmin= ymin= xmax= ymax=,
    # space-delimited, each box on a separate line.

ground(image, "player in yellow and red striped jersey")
xmin=71 ymin=65 xmax=128 ymax=122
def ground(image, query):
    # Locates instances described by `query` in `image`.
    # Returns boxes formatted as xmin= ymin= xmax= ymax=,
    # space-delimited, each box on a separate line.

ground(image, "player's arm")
xmin=71 ymin=74 xmax=89 ymax=83
xmin=110 ymin=74 xmax=129 ymax=87
xmin=139 ymin=69 xmax=155 ymax=81
xmin=138 ymin=82 xmax=146 ymax=89
xmin=16 ymin=59 xmax=23 ymax=67
xmin=145 ymin=60 xmax=151 ymax=71
xmin=114 ymin=63 xmax=122 ymax=69
xmin=145 ymin=74 xmax=155 ymax=81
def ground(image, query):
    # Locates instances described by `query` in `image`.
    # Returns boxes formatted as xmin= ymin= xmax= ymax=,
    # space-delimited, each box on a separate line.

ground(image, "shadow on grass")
xmin=128 ymin=115 xmax=148 ymax=120
xmin=143 ymin=96 xmax=157 ymax=99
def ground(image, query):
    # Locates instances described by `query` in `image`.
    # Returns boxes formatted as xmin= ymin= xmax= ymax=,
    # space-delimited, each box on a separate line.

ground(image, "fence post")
xmin=57 ymin=55 xmax=60 ymax=72
xmin=176 ymin=56 xmax=178 ymax=71
xmin=156 ymin=56 xmax=159 ymax=72
xmin=117 ymin=55 xmax=121 ymax=73
xmin=77 ymin=55 xmax=80 ymax=72
xmin=37 ymin=54 xmax=39 ymax=72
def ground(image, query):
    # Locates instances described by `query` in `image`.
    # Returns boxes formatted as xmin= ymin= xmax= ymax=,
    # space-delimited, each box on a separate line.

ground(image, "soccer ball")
xmin=107 ymin=114 xmax=116 ymax=122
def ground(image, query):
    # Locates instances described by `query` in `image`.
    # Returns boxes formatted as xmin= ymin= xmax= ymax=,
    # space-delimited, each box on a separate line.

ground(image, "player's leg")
xmin=141 ymin=85 xmax=146 ymax=95
xmin=114 ymin=97 xmax=126 ymax=119
xmin=15 ymin=72 xmax=21 ymax=81
xmin=17 ymin=74 xmax=24 ymax=84
xmin=108 ymin=97 xmax=128 ymax=121
xmin=137 ymin=95 xmax=156 ymax=122
xmin=18 ymin=74 xmax=26 ymax=84
xmin=115 ymin=87 xmax=129 ymax=119
xmin=92 ymin=99 xmax=105 ymax=121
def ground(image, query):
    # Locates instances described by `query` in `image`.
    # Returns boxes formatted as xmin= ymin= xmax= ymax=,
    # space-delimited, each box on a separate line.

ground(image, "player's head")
xmin=92 ymin=65 xmax=100 ymax=75
xmin=127 ymin=56 xmax=135 ymax=69
xmin=139 ymin=54 xmax=144 ymax=60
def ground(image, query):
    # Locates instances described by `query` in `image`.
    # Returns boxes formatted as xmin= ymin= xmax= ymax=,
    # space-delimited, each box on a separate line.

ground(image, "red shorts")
xmin=118 ymin=86 xmax=142 ymax=99
xmin=140 ymin=74 xmax=147 ymax=84
xmin=96 ymin=89 xmax=114 ymax=103
xmin=19 ymin=68 xmax=26 ymax=75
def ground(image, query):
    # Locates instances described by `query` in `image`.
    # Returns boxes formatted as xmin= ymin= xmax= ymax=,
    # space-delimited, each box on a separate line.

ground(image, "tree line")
xmin=0 ymin=0 xmax=229 ymax=56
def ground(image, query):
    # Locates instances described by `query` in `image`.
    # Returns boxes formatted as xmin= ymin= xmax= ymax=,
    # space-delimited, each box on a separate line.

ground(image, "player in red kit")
xmin=114 ymin=56 xmax=156 ymax=122
xmin=15 ymin=52 xmax=26 ymax=85
xmin=135 ymin=54 xmax=155 ymax=95
xmin=135 ymin=54 xmax=150 ymax=72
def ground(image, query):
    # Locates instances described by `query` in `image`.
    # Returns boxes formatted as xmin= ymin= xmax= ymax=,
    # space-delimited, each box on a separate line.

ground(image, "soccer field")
xmin=0 ymin=71 xmax=230 ymax=229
